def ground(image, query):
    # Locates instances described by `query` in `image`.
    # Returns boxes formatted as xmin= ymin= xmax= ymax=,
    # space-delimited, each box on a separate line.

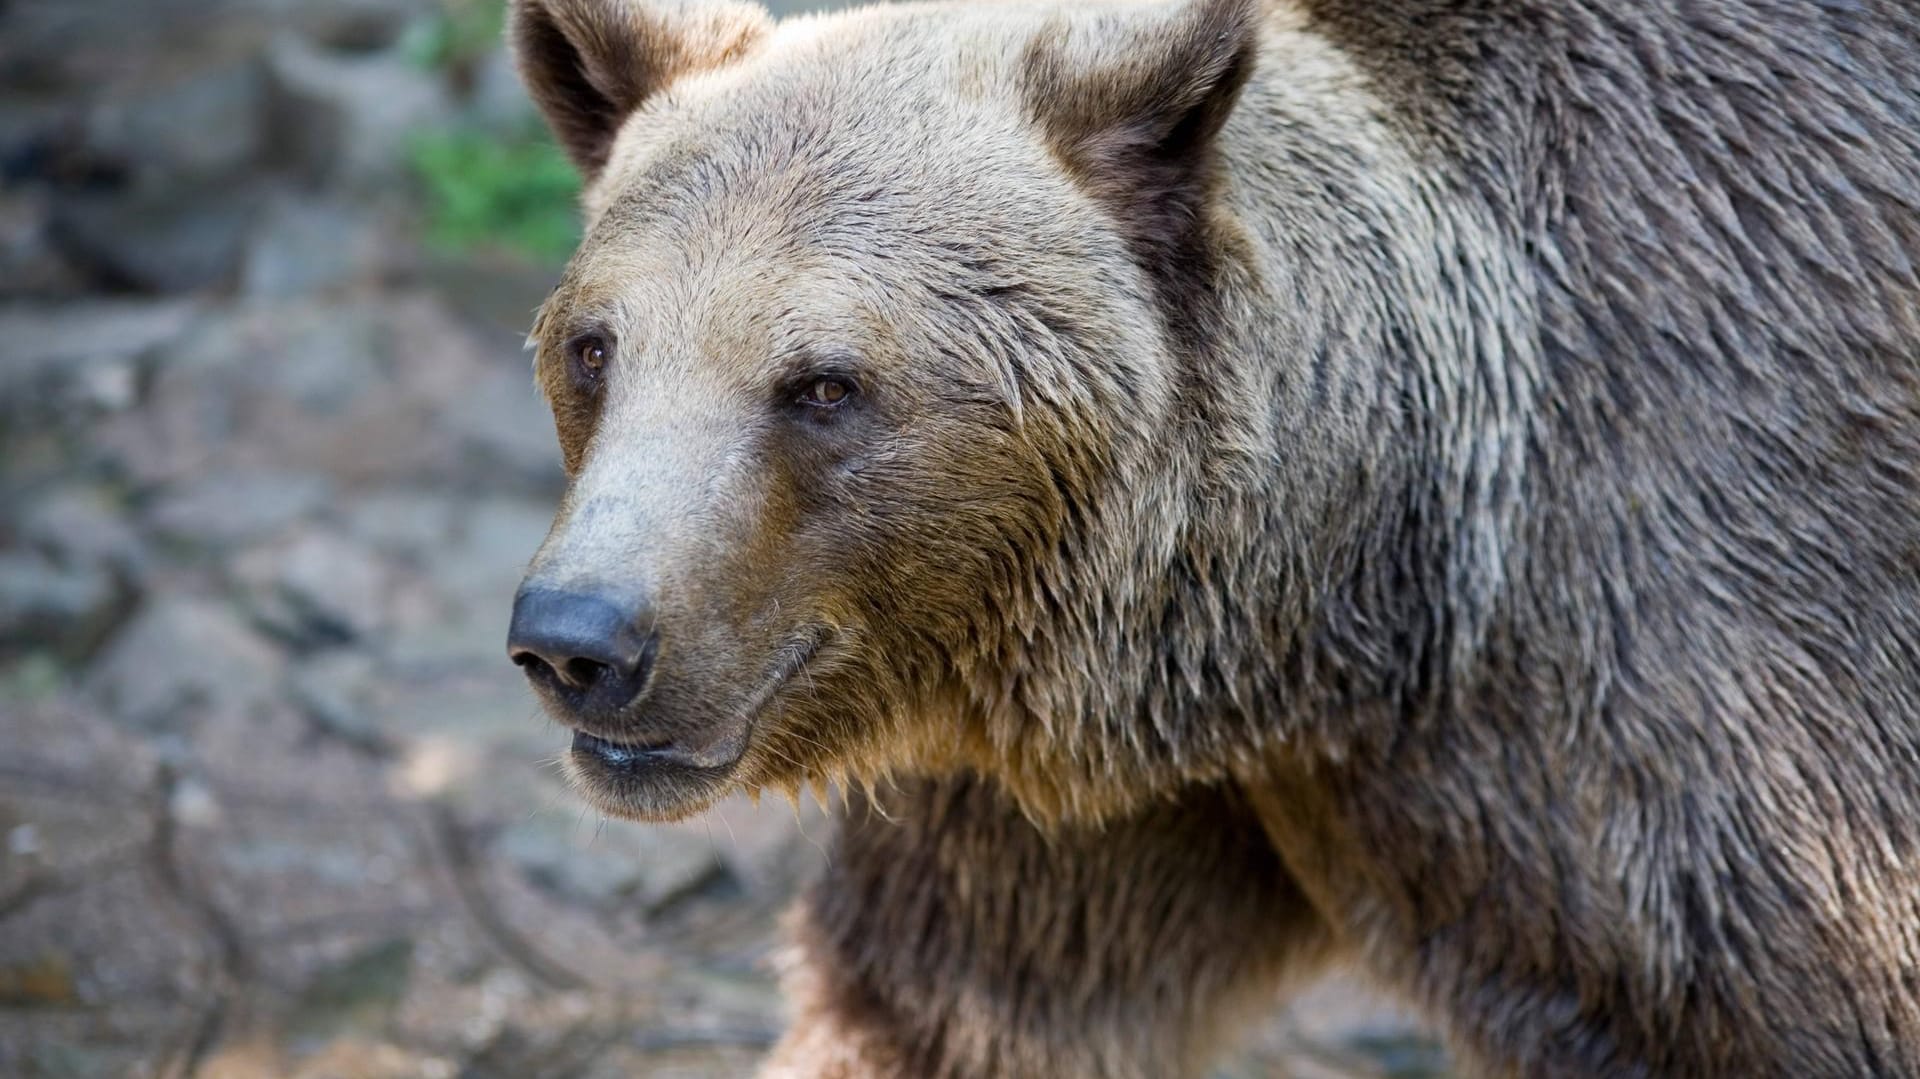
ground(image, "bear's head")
xmin=505 ymin=0 xmax=1283 ymax=822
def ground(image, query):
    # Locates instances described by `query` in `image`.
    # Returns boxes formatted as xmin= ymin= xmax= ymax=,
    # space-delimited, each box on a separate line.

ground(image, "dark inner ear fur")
xmin=510 ymin=0 xmax=770 ymax=179
xmin=1023 ymin=0 xmax=1259 ymax=349
xmin=512 ymin=1 xmax=632 ymax=176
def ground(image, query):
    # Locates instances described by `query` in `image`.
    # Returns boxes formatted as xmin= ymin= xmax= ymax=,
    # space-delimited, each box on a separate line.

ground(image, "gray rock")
xmin=0 ymin=96 xmax=74 ymax=169
xmin=0 ymin=189 xmax=84 ymax=298
xmin=467 ymin=47 xmax=540 ymax=131
xmin=145 ymin=470 xmax=331 ymax=549
xmin=0 ymin=653 xmax=67 ymax=708
xmin=96 ymin=296 xmax=496 ymax=491
xmin=168 ymin=777 xmax=223 ymax=830
xmin=495 ymin=809 xmax=726 ymax=914
xmin=0 ymin=550 xmax=121 ymax=656
xmin=0 ymin=300 xmax=197 ymax=490
xmin=415 ymin=248 xmax=564 ymax=343
xmin=0 ymin=299 xmax=200 ymax=407
xmin=0 ymin=854 xmax=218 ymax=1057
xmin=248 ymin=300 xmax=390 ymax=413
xmin=288 ymin=649 xmax=387 ymax=750
xmin=241 ymin=193 xmax=385 ymax=298
xmin=83 ymin=62 xmax=267 ymax=184
xmin=50 ymin=185 xmax=265 ymax=294
xmin=0 ymin=691 xmax=161 ymax=796
xmin=235 ymin=528 xmax=394 ymax=645
xmin=362 ymin=666 xmax=536 ymax=745
xmin=0 ymin=0 xmax=429 ymax=92
xmin=697 ymin=793 xmax=832 ymax=896
xmin=287 ymin=937 xmax=415 ymax=1045
xmin=88 ymin=594 xmax=285 ymax=729
xmin=79 ymin=359 xmax=142 ymax=413
xmin=340 ymin=487 xmax=462 ymax=557
xmin=437 ymin=364 xmax=565 ymax=490
xmin=16 ymin=486 xmax=148 ymax=579
xmin=266 ymin=33 xmax=451 ymax=189
xmin=429 ymin=496 xmax=553 ymax=617
xmin=270 ymin=0 xmax=435 ymax=53
xmin=379 ymin=495 xmax=551 ymax=669
xmin=118 ymin=298 xmax=387 ymax=468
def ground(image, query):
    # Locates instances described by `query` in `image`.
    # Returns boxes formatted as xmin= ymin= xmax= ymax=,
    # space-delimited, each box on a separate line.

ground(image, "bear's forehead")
xmin=583 ymin=5 xmax=1065 ymax=216
xmin=534 ymin=2 xmax=1151 ymax=360
xmin=575 ymin=58 xmax=1080 ymax=275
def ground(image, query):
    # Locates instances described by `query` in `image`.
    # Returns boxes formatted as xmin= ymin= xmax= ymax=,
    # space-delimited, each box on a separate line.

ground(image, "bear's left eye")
xmin=797 ymin=377 xmax=856 ymax=409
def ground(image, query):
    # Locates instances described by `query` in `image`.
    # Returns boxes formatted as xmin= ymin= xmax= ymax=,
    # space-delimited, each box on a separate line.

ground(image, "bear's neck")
xmin=963 ymin=12 xmax=1559 ymax=825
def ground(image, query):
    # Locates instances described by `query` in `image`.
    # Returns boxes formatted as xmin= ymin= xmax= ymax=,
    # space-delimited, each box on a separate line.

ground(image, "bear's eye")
xmin=568 ymin=334 xmax=610 ymax=386
xmin=797 ymin=377 xmax=856 ymax=409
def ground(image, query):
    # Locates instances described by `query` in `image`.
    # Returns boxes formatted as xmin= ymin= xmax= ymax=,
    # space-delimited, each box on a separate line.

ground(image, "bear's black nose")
xmin=507 ymin=587 xmax=658 ymax=711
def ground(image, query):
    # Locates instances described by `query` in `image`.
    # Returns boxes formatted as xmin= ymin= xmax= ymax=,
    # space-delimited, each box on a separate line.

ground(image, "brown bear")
xmin=498 ymin=0 xmax=1920 ymax=1074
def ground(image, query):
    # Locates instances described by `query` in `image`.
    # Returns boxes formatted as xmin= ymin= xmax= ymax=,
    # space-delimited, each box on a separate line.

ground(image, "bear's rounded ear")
xmin=510 ymin=0 xmax=772 ymax=179
xmin=1021 ymin=0 xmax=1258 ymax=300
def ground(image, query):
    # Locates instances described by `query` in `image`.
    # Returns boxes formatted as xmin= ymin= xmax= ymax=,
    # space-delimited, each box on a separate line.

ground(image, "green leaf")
xmin=409 ymin=124 xmax=582 ymax=262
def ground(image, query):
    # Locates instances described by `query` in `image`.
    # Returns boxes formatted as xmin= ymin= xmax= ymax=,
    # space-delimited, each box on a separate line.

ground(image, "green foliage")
xmin=402 ymin=0 xmax=508 ymax=71
xmin=402 ymin=0 xmax=580 ymax=262
xmin=409 ymin=125 xmax=581 ymax=262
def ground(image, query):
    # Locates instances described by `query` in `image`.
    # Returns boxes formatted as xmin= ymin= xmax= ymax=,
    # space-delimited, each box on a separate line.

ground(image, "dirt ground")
xmin=0 ymin=1 xmax=1449 ymax=1075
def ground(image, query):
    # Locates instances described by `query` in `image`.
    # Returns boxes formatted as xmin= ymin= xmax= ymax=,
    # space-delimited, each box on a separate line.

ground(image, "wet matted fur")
xmin=505 ymin=0 xmax=1920 ymax=1074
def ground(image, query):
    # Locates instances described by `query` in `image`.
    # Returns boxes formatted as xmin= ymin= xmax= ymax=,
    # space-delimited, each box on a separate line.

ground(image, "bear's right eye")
xmin=567 ymin=334 xmax=610 ymax=388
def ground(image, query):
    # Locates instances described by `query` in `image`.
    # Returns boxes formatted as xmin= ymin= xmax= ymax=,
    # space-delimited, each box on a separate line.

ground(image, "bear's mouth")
xmin=571 ymin=729 xmax=667 ymax=764
xmin=570 ymin=728 xmax=744 ymax=769
xmin=559 ymin=627 xmax=835 ymax=820
xmin=568 ymin=725 xmax=748 ymax=776
xmin=564 ymin=725 xmax=751 ymax=821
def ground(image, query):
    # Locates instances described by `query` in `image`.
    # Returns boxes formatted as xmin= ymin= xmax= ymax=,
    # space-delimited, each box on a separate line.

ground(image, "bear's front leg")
xmin=761 ymin=775 xmax=1329 ymax=1079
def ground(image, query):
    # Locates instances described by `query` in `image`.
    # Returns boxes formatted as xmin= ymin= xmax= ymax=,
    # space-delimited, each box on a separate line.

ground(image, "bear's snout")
xmin=507 ymin=585 xmax=659 ymax=718
xmin=505 ymin=568 xmax=759 ymax=821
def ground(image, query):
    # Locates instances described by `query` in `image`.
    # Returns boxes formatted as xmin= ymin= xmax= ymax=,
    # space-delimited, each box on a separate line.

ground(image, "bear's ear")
xmin=510 ymin=0 xmax=771 ymax=179
xmin=1022 ymin=0 xmax=1258 ymax=298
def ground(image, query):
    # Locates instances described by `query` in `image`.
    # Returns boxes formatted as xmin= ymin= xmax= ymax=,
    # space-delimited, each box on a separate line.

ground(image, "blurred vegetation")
xmin=410 ymin=125 xmax=581 ymax=261
xmin=407 ymin=0 xmax=582 ymax=263
xmin=402 ymin=0 xmax=508 ymax=72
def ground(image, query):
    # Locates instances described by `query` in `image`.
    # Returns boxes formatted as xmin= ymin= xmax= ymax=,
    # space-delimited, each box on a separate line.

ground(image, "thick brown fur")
xmin=506 ymin=0 xmax=1920 ymax=1074
xmin=765 ymin=778 xmax=1327 ymax=1079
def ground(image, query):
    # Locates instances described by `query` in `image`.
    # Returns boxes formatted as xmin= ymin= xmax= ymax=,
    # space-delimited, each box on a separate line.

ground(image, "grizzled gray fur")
xmin=504 ymin=0 xmax=1920 ymax=1074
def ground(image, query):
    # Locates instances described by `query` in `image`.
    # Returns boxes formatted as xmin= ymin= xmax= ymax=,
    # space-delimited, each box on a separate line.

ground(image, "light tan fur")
xmin=507 ymin=0 xmax=1920 ymax=1074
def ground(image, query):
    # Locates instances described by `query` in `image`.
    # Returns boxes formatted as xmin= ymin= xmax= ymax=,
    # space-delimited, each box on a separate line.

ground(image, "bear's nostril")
xmin=561 ymin=656 xmax=611 ymax=690
xmin=511 ymin=649 xmax=555 ymax=679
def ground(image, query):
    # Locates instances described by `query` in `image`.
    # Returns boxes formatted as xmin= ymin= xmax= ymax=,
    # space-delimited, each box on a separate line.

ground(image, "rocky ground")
xmin=0 ymin=1 xmax=1449 ymax=1076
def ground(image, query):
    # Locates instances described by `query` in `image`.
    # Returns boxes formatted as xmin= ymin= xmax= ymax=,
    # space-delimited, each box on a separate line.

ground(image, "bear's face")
xmin=507 ymin=0 xmax=1256 ymax=820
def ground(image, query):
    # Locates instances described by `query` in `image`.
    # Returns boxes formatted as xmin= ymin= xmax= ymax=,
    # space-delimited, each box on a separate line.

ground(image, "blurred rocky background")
xmin=0 ymin=0 xmax=1446 ymax=1075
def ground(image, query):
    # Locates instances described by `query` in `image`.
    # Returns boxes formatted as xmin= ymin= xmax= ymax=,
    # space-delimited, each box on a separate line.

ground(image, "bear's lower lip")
xmin=569 ymin=728 xmax=743 ymax=772
xmin=570 ymin=730 xmax=662 ymax=764
xmin=563 ymin=727 xmax=746 ymax=822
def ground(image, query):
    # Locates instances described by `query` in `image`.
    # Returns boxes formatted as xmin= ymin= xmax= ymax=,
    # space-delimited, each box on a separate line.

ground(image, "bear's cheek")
xmin=553 ymin=406 xmax=601 ymax=474
xmin=535 ymin=363 xmax=605 ymax=474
